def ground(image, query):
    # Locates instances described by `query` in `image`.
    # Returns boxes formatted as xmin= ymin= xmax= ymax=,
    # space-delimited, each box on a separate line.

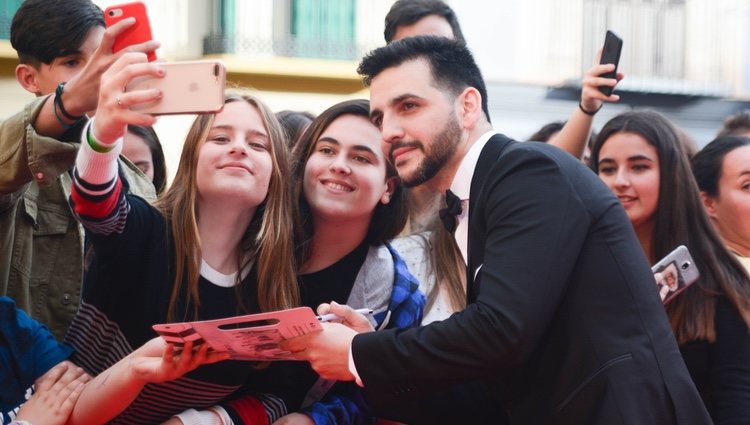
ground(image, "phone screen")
xmin=598 ymin=30 xmax=622 ymax=96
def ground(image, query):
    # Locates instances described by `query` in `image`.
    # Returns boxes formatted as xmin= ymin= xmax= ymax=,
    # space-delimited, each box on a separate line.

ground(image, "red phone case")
xmin=104 ymin=1 xmax=156 ymax=62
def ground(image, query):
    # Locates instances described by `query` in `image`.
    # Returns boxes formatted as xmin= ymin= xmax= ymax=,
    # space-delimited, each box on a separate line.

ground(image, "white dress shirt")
xmin=449 ymin=130 xmax=497 ymax=263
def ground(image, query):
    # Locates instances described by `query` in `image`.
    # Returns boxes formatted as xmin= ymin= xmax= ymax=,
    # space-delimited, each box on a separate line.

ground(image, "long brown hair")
xmin=427 ymin=215 xmax=466 ymax=312
xmin=157 ymin=93 xmax=299 ymax=321
xmin=290 ymin=99 xmax=409 ymax=264
xmin=592 ymin=111 xmax=750 ymax=343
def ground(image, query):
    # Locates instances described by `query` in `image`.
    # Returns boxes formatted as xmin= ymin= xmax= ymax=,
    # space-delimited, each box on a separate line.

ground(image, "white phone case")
xmin=651 ymin=245 xmax=700 ymax=304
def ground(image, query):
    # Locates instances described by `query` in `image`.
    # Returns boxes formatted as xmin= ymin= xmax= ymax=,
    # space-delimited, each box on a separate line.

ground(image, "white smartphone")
xmin=125 ymin=60 xmax=226 ymax=115
xmin=651 ymin=245 xmax=700 ymax=304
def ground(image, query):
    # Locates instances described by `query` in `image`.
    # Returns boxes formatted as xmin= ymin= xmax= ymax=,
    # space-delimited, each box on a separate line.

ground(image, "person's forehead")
xmin=370 ymin=59 xmax=433 ymax=100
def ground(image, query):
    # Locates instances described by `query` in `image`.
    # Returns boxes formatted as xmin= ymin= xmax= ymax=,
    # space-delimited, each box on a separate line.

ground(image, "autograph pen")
xmin=317 ymin=308 xmax=373 ymax=322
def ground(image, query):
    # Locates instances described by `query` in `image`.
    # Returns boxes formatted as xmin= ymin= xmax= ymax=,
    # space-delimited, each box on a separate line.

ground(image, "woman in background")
xmin=591 ymin=110 xmax=750 ymax=424
xmin=122 ymin=124 xmax=167 ymax=194
xmin=692 ymin=136 xmax=750 ymax=275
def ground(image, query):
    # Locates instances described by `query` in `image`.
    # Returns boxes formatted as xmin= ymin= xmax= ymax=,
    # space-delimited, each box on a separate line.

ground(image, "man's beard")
xmin=397 ymin=115 xmax=462 ymax=188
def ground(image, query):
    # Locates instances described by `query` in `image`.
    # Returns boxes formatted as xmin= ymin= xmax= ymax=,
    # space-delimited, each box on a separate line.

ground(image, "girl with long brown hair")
xmin=64 ymin=54 xmax=298 ymax=424
xmin=591 ymin=110 xmax=750 ymax=423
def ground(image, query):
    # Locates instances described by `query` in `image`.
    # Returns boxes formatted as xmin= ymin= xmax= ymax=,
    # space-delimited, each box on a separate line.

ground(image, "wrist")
xmin=55 ymin=82 xmax=85 ymax=120
xmin=57 ymin=81 xmax=87 ymax=119
xmin=175 ymin=408 xmax=224 ymax=425
xmin=578 ymin=101 xmax=602 ymax=116
xmin=86 ymin=120 xmax=117 ymax=153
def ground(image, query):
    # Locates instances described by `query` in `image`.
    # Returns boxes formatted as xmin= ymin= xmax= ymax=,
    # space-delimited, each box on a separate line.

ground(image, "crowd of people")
xmin=1 ymin=0 xmax=749 ymax=424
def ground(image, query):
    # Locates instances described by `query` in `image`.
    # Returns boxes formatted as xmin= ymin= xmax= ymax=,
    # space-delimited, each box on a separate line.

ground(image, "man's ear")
xmin=700 ymin=191 xmax=719 ymax=219
xmin=457 ymin=86 xmax=483 ymax=129
xmin=16 ymin=63 xmax=42 ymax=95
xmin=380 ymin=177 xmax=398 ymax=205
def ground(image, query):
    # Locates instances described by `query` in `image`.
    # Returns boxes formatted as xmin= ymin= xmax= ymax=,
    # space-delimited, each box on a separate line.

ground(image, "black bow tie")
xmin=439 ymin=190 xmax=463 ymax=233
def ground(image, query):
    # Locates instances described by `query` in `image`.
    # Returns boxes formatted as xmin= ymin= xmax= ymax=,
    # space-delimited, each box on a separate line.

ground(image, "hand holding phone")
xmin=125 ymin=60 xmax=226 ymax=115
xmin=651 ymin=245 xmax=700 ymax=304
xmin=104 ymin=1 xmax=156 ymax=61
xmin=598 ymin=30 xmax=623 ymax=96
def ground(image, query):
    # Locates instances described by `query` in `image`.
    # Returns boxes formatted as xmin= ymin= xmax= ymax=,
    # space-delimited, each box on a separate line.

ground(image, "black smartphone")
xmin=598 ymin=30 xmax=623 ymax=96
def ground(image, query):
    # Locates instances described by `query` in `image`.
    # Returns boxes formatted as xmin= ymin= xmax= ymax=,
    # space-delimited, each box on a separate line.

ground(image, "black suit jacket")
xmin=353 ymin=135 xmax=712 ymax=424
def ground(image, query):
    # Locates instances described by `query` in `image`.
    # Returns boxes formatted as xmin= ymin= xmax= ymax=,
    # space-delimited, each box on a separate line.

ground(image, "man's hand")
xmin=16 ymin=361 xmax=90 ymax=425
xmin=317 ymin=301 xmax=376 ymax=332
xmin=280 ymin=302 xmax=374 ymax=381
xmin=129 ymin=337 xmax=230 ymax=384
xmin=63 ymin=17 xmax=160 ymax=117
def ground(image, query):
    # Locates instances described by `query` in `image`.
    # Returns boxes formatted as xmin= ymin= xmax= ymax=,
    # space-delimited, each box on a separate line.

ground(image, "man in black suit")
xmin=283 ymin=36 xmax=711 ymax=425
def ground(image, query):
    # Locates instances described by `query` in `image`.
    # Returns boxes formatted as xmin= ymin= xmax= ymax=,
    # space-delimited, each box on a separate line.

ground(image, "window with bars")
xmin=289 ymin=0 xmax=356 ymax=59
xmin=203 ymin=0 xmax=359 ymax=60
xmin=0 ymin=0 xmax=22 ymax=40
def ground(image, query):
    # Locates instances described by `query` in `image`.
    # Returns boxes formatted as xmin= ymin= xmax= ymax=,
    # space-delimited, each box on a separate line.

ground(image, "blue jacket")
xmin=0 ymin=296 xmax=72 ymax=422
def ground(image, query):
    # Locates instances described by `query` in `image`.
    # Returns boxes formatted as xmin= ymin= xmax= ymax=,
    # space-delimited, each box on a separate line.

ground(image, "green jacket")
xmin=0 ymin=95 xmax=156 ymax=340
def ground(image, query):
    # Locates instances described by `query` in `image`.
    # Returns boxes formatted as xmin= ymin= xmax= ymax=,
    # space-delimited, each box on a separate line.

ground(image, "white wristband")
xmin=209 ymin=406 xmax=233 ymax=425
xmin=174 ymin=408 xmax=223 ymax=425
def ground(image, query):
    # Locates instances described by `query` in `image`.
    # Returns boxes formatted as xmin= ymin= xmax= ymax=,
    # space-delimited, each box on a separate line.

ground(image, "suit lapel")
xmin=466 ymin=134 xmax=515 ymax=300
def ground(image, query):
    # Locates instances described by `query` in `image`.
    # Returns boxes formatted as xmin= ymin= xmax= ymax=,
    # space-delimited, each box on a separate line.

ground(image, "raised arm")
xmin=548 ymin=60 xmax=623 ymax=158
xmin=0 ymin=18 xmax=158 ymax=197
xmin=33 ymin=17 xmax=160 ymax=138
xmin=69 ymin=52 xmax=161 ymax=233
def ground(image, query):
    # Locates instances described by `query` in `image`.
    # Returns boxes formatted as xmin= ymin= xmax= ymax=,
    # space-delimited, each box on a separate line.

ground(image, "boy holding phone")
xmin=1 ymin=0 xmax=159 ymax=340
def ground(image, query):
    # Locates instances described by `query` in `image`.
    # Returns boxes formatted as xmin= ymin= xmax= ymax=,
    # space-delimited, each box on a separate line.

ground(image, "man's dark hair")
xmin=358 ymin=35 xmax=490 ymax=122
xmin=384 ymin=0 xmax=465 ymax=44
xmin=716 ymin=110 xmax=750 ymax=138
xmin=11 ymin=0 xmax=104 ymax=67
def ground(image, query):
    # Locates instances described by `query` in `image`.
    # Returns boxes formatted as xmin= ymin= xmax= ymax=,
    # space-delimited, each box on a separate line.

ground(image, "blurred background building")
xmin=1 ymin=0 xmax=749 ymax=182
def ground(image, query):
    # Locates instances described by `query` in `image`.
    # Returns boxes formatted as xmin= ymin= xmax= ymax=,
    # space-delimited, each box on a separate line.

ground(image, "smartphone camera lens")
xmin=108 ymin=9 xmax=123 ymax=18
xmin=681 ymin=261 xmax=691 ymax=270
xmin=213 ymin=64 xmax=220 ymax=77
